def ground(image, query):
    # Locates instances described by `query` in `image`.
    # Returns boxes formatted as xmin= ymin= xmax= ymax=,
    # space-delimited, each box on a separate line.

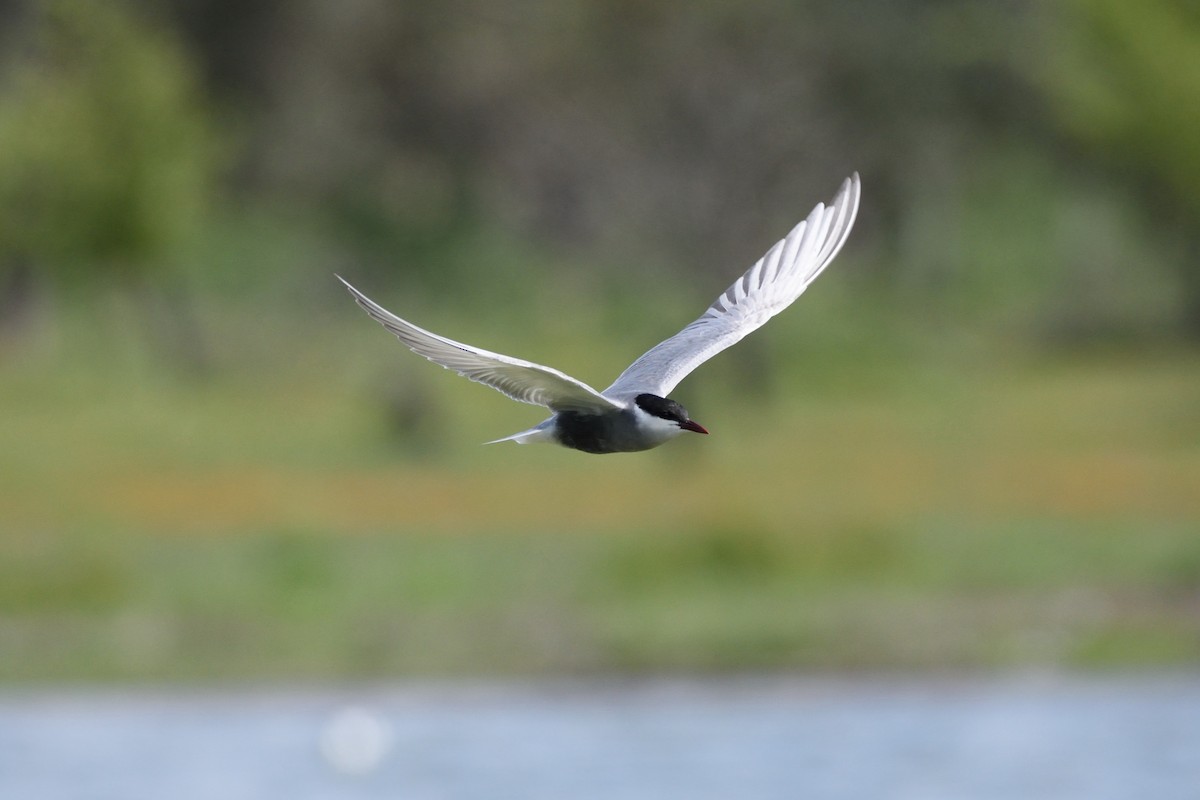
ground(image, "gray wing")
xmin=603 ymin=173 xmax=861 ymax=400
xmin=339 ymin=276 xmax=622 ymax=413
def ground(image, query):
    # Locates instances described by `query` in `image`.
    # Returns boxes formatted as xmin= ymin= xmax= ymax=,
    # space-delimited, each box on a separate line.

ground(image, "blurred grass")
xmin=1 ymin=288 xmax=1198 ymax=681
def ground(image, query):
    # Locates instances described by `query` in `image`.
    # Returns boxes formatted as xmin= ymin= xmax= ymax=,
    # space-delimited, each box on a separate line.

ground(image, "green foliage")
xmin=1045 ymin=0 xmax=1200 ymax=213
xmin=1 ymin=0 xmax=1196 ymax=341
xmin=1032 ymin=0 xmax=1200 ymax=332
xmin=0 ymin=1 xmax=222 ymax=283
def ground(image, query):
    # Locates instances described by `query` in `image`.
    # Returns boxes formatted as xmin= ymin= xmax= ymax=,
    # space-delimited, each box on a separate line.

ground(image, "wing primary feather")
xmin=773 ymin=218 xmax=808 ymax=284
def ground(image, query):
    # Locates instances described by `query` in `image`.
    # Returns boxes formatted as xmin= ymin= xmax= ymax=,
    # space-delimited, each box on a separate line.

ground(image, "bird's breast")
xmin=553 ymin=409 xmax=658 ymax=454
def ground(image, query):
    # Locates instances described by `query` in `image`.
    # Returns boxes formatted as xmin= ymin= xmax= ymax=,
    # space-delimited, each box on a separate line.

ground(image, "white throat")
xmin=629 ymin=403 xmax=687 ymax=446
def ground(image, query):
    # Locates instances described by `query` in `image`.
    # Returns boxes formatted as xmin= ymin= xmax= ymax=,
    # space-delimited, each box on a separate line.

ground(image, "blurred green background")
xmin=0 ymin=0 xmax=1197 ymax=682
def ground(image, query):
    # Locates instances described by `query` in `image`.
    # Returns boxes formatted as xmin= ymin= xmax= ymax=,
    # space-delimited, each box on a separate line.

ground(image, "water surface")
xmin=2 ymin=675 xmax=1197 ymax=799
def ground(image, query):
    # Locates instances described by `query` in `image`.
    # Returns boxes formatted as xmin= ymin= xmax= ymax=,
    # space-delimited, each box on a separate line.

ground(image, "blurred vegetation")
xmin=0 ymin=0 xmax=1197 ymax=680
xmin=0 ymin=0 xmax=222 ymax=361
xmin=1 ymin=340 xmax=1197 ymax=680
xmin=0 ymin=1 xmax=219 ymax=277
xmin=1041 ymin=0 xmax=1200 ymax=333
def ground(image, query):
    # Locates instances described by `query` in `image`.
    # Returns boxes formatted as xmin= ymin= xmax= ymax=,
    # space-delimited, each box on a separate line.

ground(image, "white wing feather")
xmin=338 ymin=277 xmax=621 ymax=413
xmin=603 ymin=173 xmax=860 ymax=399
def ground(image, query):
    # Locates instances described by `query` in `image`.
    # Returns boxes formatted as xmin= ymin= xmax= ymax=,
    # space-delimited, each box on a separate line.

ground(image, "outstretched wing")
xmin=339 ymin=277 xmax=621 ymax=413
xmin=603 ymin=173 xmax=860 ymax=400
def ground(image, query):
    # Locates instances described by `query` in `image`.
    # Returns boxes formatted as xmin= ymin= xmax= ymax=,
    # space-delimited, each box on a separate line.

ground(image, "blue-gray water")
xmin=3 ymin=675 xmax=1198 ymax=800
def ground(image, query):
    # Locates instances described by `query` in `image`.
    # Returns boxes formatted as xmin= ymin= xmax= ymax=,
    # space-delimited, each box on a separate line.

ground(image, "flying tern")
xmin=340 ymin=173 xmax=860 ymax=453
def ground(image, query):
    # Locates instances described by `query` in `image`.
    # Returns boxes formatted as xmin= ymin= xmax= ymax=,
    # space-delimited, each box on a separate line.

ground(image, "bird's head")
xmin=635 ymin=394 xmax=708 ymax=435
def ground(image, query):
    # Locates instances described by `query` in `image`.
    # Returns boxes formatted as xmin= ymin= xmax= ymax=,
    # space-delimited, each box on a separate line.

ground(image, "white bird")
xmin=340 ymin=173 xmax=860 ymax=454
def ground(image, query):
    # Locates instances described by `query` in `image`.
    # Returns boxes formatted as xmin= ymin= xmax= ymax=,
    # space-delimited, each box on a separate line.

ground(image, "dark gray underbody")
xmin=552 ymin=409 xmax=656 ymax=454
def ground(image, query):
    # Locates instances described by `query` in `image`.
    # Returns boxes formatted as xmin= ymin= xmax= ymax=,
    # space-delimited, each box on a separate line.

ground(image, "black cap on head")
xmin=635 ymin=394 xmax=689 ymax=424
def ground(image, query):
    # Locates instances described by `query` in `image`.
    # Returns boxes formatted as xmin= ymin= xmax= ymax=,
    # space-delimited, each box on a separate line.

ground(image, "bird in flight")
xmin=340 ymin=173 xmax=860 ymax=454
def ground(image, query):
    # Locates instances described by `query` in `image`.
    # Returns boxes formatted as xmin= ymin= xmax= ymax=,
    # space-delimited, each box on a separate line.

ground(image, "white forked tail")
xmin=484 ymin=422 xmax=555 ymax=446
